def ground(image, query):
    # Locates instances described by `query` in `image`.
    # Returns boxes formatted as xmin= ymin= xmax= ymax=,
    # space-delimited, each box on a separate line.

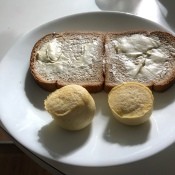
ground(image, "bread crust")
xmin=150 ymin=31 xmax=175 ymax=91
xmin=30 ymin=32 xmax=105 ymax=93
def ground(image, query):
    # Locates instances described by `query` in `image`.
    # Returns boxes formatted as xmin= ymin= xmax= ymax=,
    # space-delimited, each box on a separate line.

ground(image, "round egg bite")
xmin=44 ymin=84 xmax=96 ymax=131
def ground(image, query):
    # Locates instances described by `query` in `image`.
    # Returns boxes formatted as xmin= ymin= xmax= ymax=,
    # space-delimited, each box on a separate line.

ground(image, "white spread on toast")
xmin=37 ymin=39 xmax=62 ymax=63
xmin=111 ymin=34 xmax=170 ymax=81
xmin=36 ymin=38 xmax=100 ymax=80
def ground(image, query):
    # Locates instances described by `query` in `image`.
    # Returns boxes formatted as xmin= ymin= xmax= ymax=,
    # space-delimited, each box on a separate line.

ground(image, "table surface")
xmin=0 ymin=0 xmax=175 ymax=175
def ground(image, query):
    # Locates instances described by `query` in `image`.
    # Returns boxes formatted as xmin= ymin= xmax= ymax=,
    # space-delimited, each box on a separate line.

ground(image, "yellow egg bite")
xmin=108 ymin=82 xmax=154 ymax=125
xmin=44 ymin=84 xmax=96 ymax=130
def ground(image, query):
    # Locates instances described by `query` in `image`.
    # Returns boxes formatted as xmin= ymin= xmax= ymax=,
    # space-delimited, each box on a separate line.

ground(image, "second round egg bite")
xmin=108 ymin=82 xmax=154 ymax=125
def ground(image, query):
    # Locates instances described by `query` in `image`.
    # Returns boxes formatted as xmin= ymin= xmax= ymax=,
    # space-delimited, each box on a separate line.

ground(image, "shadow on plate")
xmin=153 ymin=85 xmax=175 ymax=110
xmin=103 ymin=116 xmax=151 ymax=146
xmin=157 ymin=0 xmax=175 ymax=31
xmin=91 ymin=91 xmax=110 ymax=116
xmin=25 ymin=69 xmax=49 ymax=110
xmin=38 ymin=121 xmax=91 ymax=158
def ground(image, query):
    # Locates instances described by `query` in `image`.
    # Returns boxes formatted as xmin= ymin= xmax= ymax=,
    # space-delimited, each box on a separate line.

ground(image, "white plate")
xmin=0 ymin=12 xmax=175 ymax=167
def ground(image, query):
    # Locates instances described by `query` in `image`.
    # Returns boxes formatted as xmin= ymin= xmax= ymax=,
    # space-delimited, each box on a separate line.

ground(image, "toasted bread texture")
xmin=30 ymin=32 xmax=105 ymax=93
xmin=30 ymin=31 xmax=175 ymax=93
xmin=104 ymin=31 xmax=175 ymax=92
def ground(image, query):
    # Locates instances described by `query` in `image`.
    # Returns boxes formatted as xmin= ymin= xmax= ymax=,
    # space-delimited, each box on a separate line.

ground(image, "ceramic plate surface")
xmin=0 ymin=12 xmax=175 ymax=167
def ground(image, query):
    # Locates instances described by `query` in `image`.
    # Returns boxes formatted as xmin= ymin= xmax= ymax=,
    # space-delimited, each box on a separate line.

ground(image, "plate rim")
xmin=0 ymin=11 xmax=175 ymax=167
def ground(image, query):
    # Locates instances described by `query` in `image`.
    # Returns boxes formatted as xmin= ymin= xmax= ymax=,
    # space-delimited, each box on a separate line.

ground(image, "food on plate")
xmin=30 ymin=31 xmax=175 ymax=93
xmin=104 ymin=31 xmax=175 ymax=92
xmin=44 ymin=84 xmax=96 ymax=131
xmin=30 ymin=32 xmax=104 ymax=92
xmin=108 ymin=82 xmax=154 ymax=125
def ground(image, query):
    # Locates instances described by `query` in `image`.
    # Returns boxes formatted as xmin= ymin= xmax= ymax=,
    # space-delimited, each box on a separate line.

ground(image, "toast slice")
xmin=30 ymin=32 xmax=105 ymax=92
xmin=104 ymin=31 xmax=175 ymax=92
